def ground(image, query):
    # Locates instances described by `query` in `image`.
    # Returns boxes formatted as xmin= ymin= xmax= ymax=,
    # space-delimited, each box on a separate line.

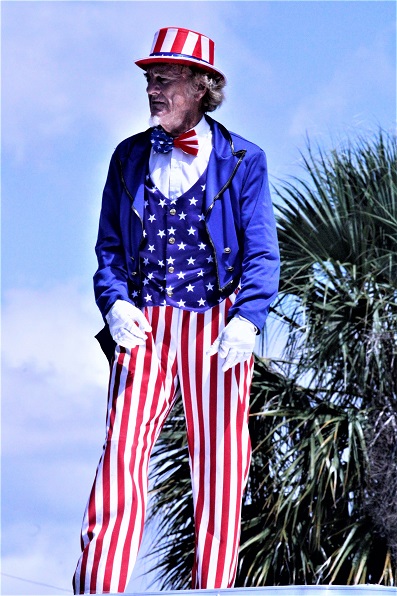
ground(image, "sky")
xmin=1 ymin=1 xmax=396 ymax=594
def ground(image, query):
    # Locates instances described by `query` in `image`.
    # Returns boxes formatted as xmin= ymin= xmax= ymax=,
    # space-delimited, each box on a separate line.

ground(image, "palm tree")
xmin=145 ymin=129 xmax=397 ymax=588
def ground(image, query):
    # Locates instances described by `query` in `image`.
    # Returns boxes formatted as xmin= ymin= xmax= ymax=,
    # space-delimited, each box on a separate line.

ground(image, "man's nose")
xmin=146 ymin=80 xmax=159 ymax=95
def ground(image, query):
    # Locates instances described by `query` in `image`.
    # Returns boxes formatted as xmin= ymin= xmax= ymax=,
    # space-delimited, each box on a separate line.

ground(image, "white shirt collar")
xmin=191 ymin=115 xmax=211 ymax=139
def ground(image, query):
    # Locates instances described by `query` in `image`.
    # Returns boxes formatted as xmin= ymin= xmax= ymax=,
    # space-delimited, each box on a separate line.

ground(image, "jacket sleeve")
xmin=227 ymin=149 xmax=280 ymax=330
xmin=93 ymin=150 xmax=134 ymax=319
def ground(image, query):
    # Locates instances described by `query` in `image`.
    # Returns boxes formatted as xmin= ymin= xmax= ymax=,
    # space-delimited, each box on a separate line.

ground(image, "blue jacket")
xmin=94 ymin=116 xmax=280 ymax=332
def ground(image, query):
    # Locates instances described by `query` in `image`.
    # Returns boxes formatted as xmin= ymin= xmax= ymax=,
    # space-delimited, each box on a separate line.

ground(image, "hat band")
xmin=149 ymin=51 xmax=213 ymax=67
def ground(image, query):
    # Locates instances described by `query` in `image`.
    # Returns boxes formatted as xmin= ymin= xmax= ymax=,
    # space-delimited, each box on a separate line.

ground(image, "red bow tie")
xmin=173 ymin=130 xmax=199 ymax=156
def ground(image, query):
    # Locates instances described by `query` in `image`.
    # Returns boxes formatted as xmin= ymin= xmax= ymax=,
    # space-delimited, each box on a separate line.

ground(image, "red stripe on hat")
xmin=193 ymin=36 xmax=202 ymax=60
xmin=171 ymin=28 xmax=189 ymax=54
xmin=152 ymin=28 xmax=168 ymax=54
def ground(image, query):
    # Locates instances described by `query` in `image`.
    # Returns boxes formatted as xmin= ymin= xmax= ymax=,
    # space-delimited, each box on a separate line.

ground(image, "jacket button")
xmin=131 ymin=271 xmax=137 ymax=276
xmin=169 ymin=237 xmax=175 ymax=244
xmin=168 ymin=266 xmax=175 ymax=273
xmin=226 ymin=266 xmax=234 ymax=272
xmin=224 ymin=247 xmax=231 ymax=253
xmin=169 ymin=208 xmax=176 ymax=216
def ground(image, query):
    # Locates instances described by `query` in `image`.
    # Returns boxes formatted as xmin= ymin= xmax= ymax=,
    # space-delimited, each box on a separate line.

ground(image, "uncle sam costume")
xmin=73 ymin=27 xmax=280 ymax=594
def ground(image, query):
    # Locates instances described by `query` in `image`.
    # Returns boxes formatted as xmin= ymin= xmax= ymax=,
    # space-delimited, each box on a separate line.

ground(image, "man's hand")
xmin=106 ymin=300 xmax=152 ymax=349
xmin=207 ymin=315 xmax=257 ymax=372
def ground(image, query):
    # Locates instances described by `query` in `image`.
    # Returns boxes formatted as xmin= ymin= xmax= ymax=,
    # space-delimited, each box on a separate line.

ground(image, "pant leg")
xmin=178 ymin=297 xmax=254 ymax=589
xmin=73 ymin=306 xmax=181 ymax=594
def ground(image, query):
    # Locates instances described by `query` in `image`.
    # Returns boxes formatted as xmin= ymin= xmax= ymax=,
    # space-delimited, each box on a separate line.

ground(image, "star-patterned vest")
xmin=138 ymin=169 xmax=222 ymax=311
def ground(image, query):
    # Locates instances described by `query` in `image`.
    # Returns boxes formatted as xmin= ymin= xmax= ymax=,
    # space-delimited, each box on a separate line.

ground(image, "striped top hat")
xmin=135 ymin=27 xmax=225 ymax=81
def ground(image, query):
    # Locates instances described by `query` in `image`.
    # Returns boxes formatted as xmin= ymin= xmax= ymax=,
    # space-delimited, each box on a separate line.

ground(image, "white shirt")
xmin=149 ymin=116 xmax=212 ymax=200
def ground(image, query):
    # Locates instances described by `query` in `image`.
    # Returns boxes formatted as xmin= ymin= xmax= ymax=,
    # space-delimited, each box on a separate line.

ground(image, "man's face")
xmin=145 ymin=65 xmax=204 ymax=136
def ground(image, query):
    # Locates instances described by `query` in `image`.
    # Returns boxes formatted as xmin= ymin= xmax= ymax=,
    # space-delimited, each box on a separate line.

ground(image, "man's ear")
xmin=195 ymin=83 xmax=207 ymax=102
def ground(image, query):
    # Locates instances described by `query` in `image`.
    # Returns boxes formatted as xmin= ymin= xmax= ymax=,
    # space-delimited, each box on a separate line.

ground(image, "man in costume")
xmin=73 ymin=26 xmax=280 ymax=594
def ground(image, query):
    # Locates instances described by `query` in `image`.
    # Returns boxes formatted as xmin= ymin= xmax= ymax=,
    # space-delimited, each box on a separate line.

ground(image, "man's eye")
xmin=145 ymin=74 xmax=171 ymax=85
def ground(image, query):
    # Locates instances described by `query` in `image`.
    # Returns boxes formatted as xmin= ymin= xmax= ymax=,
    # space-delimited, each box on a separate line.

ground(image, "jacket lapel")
xmin=120 ymin=131 xmax=152 ymax=220
xmin=204 ymin=117 xmax=244 ymax=212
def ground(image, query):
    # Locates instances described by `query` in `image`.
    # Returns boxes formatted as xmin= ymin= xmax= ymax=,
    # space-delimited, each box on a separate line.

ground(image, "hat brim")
xmin=135 ymin=55 xmax=226 ymax=81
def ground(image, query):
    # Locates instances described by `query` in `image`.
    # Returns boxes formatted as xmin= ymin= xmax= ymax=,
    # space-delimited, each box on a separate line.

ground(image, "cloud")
xmin=288 ymin=25 xmax=396 ymax=140
xmin=2 ymin=2 xmax=150 ymax=163
xmin=2 ymin=282 xmax=106 ymax=589
xmin=2 ymin=280 xmax=112 ymax=458
xmin=1 ymin=280 xmax=161 ymax=594
xmin=1 ymin=517 xmax=158 ymax=595
xmin=2 ymin=526 xmax=75 ymax=595
xmin=2 ymin=281 xmax=107 ymax=395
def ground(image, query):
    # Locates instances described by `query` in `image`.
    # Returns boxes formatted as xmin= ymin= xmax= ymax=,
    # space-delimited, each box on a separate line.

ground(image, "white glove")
xmin=207 ymin=315 xmax=257 ymax=372
xmin=105 ymin=300 xmax=152 ymax=349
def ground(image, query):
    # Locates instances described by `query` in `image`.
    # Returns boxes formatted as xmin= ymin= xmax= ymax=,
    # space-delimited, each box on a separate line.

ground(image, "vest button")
xmin=169 ymin=237 xmax=175 ymax=244
xmin=224 ymin=247 xmax=231 ymax=253
xmin=168 ymin=266 xmax=175 ymax=273
xmin=226 ymin=266 xmax=234 ymax=272
xmin=169 ymin=208 xmax=176 ymax=215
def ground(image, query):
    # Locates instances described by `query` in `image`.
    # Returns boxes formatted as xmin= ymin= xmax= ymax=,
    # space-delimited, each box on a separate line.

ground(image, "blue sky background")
xmin=1 ymin=1 xmax=395 ymax=594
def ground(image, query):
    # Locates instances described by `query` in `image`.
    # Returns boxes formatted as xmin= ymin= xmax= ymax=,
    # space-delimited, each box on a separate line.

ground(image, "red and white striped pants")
xmin=73 ymin=297 xmax=253 ymax=594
